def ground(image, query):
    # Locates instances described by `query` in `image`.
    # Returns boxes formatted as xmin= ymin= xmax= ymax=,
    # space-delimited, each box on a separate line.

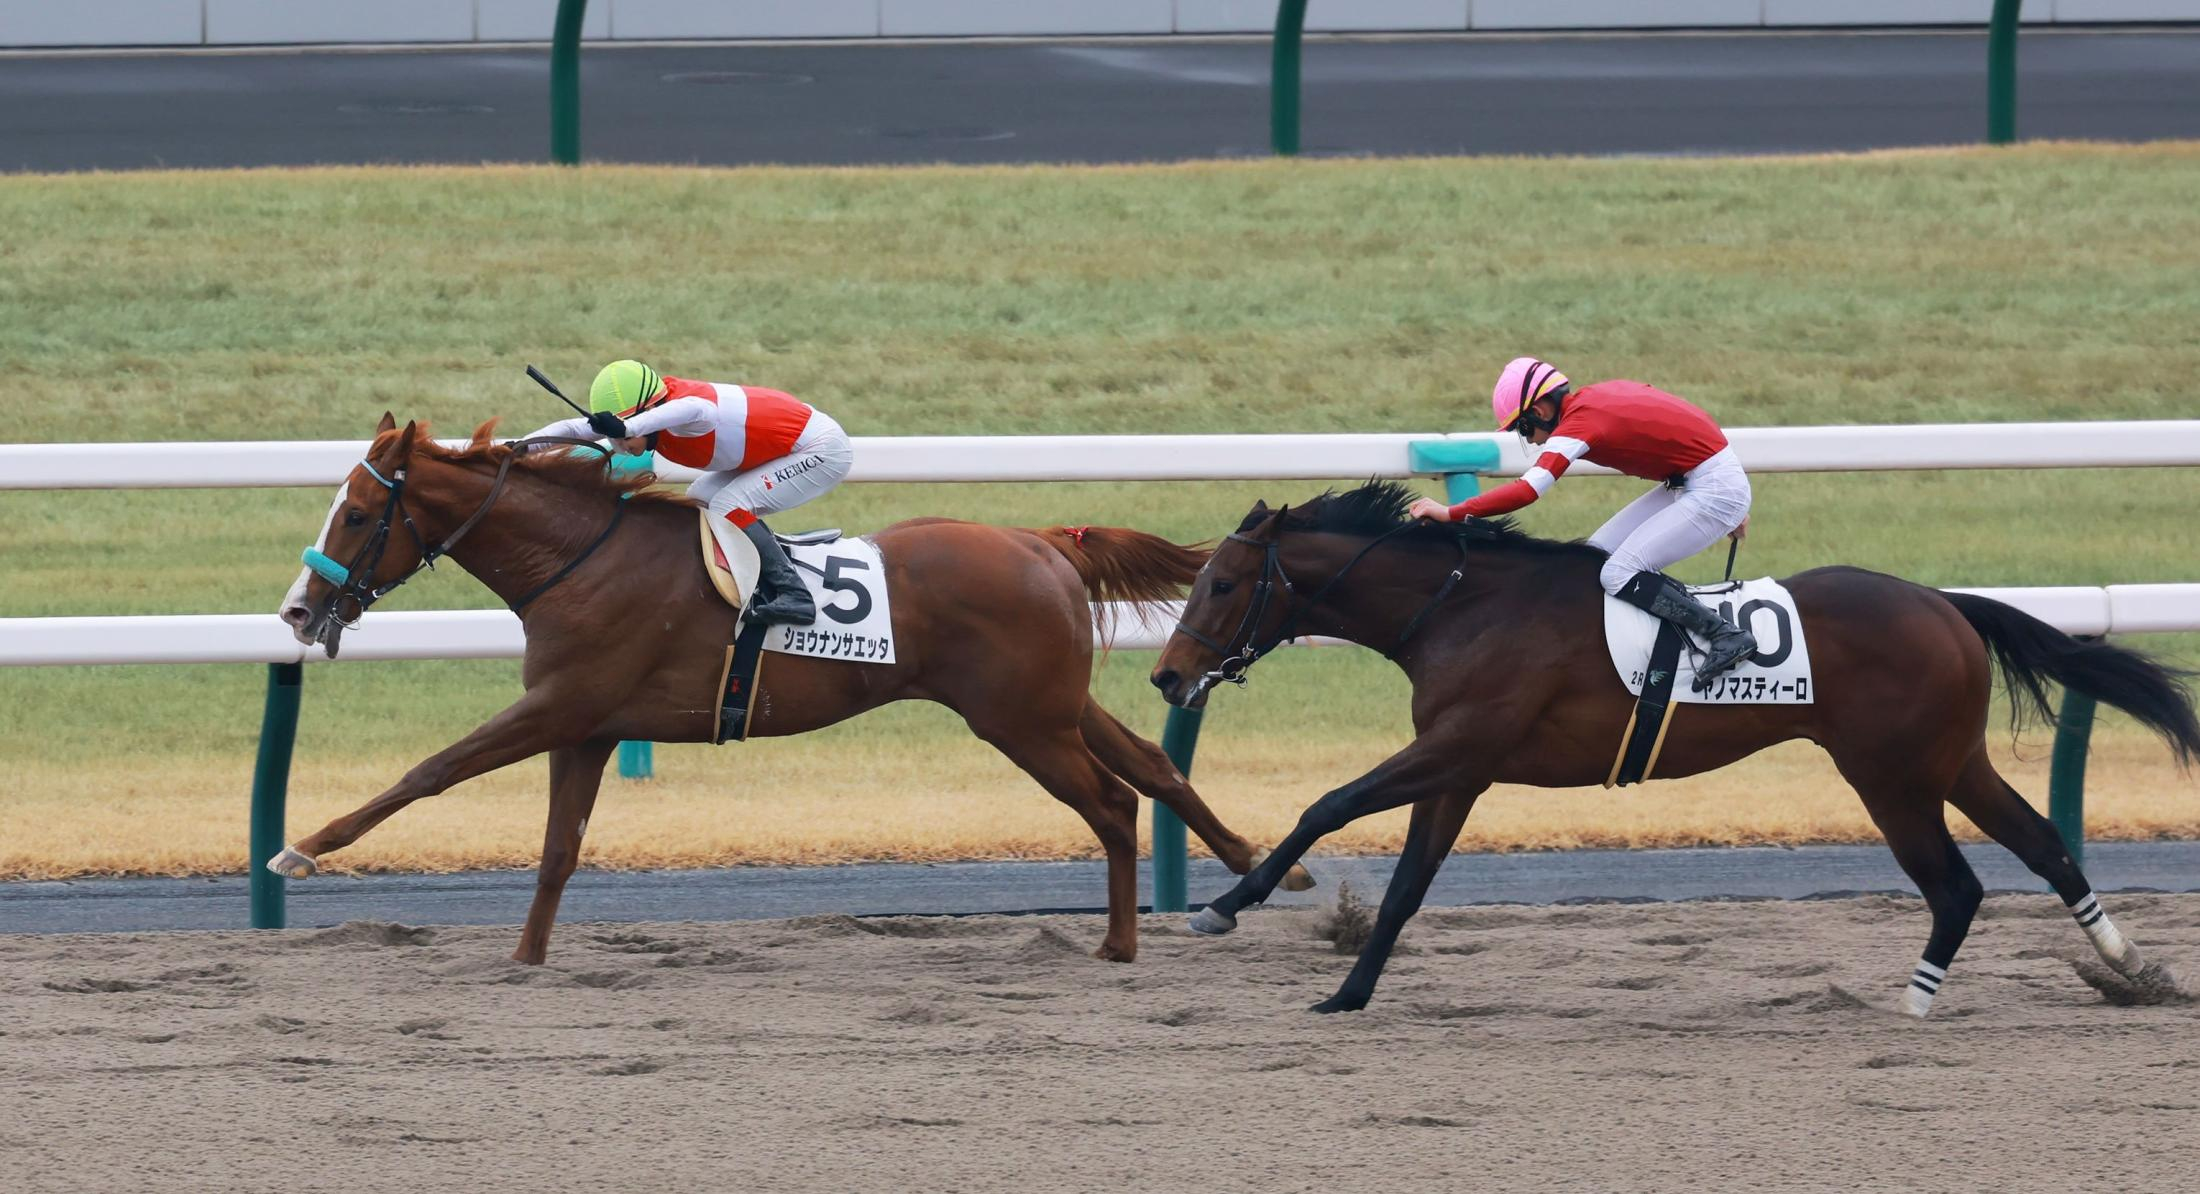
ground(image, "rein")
xmin=1175 ymin=521 xmax=1469 ymax=703
xmin=303 ymin=436 xmax=622 ymax=634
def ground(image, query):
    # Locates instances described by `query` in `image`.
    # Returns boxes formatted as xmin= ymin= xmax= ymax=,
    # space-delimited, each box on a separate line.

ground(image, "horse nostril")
xmin=280 ymin=606 xmax=310 ymax=627
xmin=1150 ymin=669 xmax=1178 ymax=693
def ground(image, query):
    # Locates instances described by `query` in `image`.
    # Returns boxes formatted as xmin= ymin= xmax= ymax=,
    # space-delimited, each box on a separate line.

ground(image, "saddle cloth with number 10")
xmin=1602 ymin=577 xmax=1815 ymax=706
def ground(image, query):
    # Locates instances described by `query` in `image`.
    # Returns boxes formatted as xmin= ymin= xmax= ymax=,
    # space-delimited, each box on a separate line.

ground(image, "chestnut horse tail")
xmin=1032 ymin=526 xmax=1209 ymax=649
xmin=1942 ymin=591 xmax=2200 ymax=767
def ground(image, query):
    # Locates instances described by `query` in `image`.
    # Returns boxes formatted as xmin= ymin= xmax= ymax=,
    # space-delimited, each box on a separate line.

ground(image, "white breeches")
xmin=686 ymin=412 xmax=853 ymax=527
xmin=1588 ymin=446 xmax=1753 ymax=594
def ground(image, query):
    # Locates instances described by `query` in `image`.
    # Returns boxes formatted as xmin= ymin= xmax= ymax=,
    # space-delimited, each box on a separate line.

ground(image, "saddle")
xmin=698 ymin=511 xmax=840 ymax=610
xmin=698 ymin=513 xmax=839 ymax=744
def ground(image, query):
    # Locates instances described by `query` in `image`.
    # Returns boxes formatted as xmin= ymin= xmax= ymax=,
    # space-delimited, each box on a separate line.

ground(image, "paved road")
xmin=3 ymin=30 xmax=2197 ymax=173
xmin=6 ymin=841 xmax=2196 ymax=934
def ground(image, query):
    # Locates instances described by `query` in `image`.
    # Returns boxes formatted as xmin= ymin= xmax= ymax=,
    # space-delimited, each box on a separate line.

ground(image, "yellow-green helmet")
xmin=589 ymin=359 xmax=664 ymax=417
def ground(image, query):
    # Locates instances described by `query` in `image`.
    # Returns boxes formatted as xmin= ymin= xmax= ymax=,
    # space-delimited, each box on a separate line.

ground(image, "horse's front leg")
xmin=1312 ymin=788 xmax=1482 ymax=1014
xmin=268 ymin=686 xmax=606 ymax=877
xmin=514 ymin=738 xmax=617 ymax=965
xmin=1190 ymin=726 xmax=1475 ymax=935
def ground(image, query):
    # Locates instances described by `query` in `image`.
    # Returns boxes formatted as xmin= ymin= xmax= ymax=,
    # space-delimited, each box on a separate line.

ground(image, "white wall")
xmin=0 ymin=0 xmax=200 ymax=46
xmin=477 ymin=0 xmax=610 ymax=41
xmin=614 ymin=0 xmax=879 ymax=39
xmin=0 ymin=1 xmax=2178 ymax=48
xmin=204 ymin=0 xmax=473 ymax=45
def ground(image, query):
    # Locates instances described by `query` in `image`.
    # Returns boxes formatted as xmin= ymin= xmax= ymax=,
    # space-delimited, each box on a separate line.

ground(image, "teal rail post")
xmin=551 ymin=0 xmax=589 ymax=165
xmin=1154 ymin=707 xmax=1202 ymax=912
xmin=612 ymin=445 xmax=655 ymax=778
xmin=1987 ymin=0 xmax=2021 ymax=145
xmin=1271 ymin=0 xmax=1308 ymax=156
xmin=1408 ymin=440 xmax=1501 ymax=507
xmin=2047 ymin=689 xmax=2096 ymax=867
xmin=249 ymin=662 xmax=303 ymax=929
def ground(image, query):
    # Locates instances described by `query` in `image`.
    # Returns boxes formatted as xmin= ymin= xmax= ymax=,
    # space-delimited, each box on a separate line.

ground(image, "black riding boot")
xmin=739 ymin=520 xmax=817 ymax=627
xmin=1615 ymin=570 xmax=1758 ymax=692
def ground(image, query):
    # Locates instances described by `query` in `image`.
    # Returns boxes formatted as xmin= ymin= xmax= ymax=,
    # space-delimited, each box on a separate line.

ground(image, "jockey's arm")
xmin=1444 ymin=436 xmax=1589 ymax=520
xmin=621 ymin=396 xmax=717 ymax=438
xmin=520 ymin=415 xmax=597 ymax=443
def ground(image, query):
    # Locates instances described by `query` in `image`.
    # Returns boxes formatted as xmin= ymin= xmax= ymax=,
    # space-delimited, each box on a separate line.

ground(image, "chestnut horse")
xmin=271 ymin=415 xmax=1308 ymax=963
xmin=1153 ymin=482 xmax=2198 ymax=1015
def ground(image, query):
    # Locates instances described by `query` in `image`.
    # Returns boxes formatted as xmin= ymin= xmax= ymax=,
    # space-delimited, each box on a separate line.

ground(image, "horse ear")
xmin=394 ymin=420 xmax=422 ymax=465
xmin=469 ymin=418 xmax=499 ymax=452
xmin=1250 ymin=499 xmax=1269 ymax=515
xmin=375 ymin=411 xmax=398 ymax=435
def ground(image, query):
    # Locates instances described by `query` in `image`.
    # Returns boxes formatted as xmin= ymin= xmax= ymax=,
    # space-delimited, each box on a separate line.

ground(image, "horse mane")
xmin=1240 ymin=479 xmax=1605 ymax=561
xmin=376 ymin=420 xmax=687 ymax=505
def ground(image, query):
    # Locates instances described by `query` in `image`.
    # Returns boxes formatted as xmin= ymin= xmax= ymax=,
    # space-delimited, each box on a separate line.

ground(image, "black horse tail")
xmin=1942 ymin=591 xmax=2200 ymax=767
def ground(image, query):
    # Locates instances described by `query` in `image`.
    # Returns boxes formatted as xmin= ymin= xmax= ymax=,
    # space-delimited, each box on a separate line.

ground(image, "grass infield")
xmin=1 ymin=145 xmax=2196 ymax=877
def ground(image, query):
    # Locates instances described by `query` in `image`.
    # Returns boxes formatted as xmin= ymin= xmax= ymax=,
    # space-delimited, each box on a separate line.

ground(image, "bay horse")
xmin=1151 ymin=482 xmax=2198 ymax=1015
xmin=271 ymin=414 xmax=1309 ymax=964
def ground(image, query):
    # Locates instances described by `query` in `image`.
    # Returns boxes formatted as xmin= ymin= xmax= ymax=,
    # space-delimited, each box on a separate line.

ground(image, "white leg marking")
xmin=1901 ymin=958 xmax=1945 ymax=1018
xmin=2072 ymin=891 xmax=2141 ymax=975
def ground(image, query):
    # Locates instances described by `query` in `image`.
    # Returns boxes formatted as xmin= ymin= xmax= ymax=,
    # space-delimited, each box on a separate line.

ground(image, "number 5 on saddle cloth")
xmin=1602 ymin=577 xmax=1815 ymax=787
xmin=698 ymin=513 xmax=898 ymax=743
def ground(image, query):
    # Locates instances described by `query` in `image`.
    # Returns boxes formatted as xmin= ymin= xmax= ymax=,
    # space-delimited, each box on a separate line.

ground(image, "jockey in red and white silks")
xmin=527 ymin=359 xmax=853 ymax=626
xmin=1408 ymin=357 xmax=1758 ymax=690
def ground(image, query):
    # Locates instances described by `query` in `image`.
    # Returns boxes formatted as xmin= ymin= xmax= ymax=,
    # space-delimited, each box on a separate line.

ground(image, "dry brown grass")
xmin=3 ymin=727 xmax=2190 ymax=880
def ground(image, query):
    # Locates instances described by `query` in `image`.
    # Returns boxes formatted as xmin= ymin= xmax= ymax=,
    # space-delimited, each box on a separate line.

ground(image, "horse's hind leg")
xmin=513 ymin=738 xmax=616 ymax=965
xmin=1945 ymin=749 xmax=2146 ymax=978
xmin=1843 ymin=776 xmax=1985 ymax=1018
xmin=1077 ymin=699 xmax=1313 ymax=892
xmin=979 ymin=723 xmax=1143 ymax=962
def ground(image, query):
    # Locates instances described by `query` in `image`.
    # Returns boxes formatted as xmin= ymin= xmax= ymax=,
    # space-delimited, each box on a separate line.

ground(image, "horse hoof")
xmin=266 ymin=847 xmax=318 ymax=880
xmin=1093 ymin=943 xmax=1136 ymax=964
xmin=1311 ymin=993 xmax=1367 ymax=1014
xmin=1897 ymin=986 xmax=1934 ymax=1019
xmin=1188 ymin=906 xmax=1237 ymax=936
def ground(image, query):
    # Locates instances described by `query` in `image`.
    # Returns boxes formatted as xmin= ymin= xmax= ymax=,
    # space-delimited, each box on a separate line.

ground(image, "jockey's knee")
xmin=1597 ymin=558 xmax=1640 ymax=595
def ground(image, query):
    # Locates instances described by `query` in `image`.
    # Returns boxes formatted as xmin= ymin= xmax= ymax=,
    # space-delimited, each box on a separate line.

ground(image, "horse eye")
xmin=1211 ymin=579 xmax=1235 ymax=596
xmin=343 ymin=509 xmax=367 ymax=527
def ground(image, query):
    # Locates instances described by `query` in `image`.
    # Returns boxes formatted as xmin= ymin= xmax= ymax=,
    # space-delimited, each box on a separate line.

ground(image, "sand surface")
xmin=4 ymin=893 xmax=2197 ymax=1193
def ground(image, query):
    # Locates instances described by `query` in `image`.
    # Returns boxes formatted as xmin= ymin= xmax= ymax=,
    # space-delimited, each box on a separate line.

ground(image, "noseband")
xmin=1172 ymin=522 xmax=1467 ymax=704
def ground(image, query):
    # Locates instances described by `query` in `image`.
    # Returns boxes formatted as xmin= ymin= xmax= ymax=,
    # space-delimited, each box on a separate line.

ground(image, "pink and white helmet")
xmin=1491 ymin=357 xmax=1569 ymax=431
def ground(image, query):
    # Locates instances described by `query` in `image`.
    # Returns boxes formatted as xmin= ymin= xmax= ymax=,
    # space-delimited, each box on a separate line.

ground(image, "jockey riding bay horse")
xmin=1153 ymin=482 xmax=2199 ymax=1016
xmin=272 ymin=415 xmax=1309 ymax=964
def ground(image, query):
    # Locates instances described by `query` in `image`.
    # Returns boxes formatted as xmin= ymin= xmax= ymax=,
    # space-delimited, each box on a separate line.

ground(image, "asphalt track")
xmin=6 ymin=841 xmax=2198 ymax=934
xmin=3 ymin=29 xmax=2199 ymax=173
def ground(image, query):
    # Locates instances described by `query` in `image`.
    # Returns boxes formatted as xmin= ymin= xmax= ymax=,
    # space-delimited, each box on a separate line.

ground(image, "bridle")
xmin=301 ymin=436 xmax=620 ymax=648
xmin=1172 ymin=521 xmax=1469 ymax=705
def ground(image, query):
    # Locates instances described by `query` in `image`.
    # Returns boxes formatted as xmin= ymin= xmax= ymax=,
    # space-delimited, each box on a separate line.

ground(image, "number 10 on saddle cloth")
xmin=1604 ymin=577 xmax=1816 ymax=705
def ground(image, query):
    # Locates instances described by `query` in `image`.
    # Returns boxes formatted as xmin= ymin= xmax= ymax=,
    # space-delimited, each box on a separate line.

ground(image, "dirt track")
xmin=4 ymin=894 xmax=2197 ymax=1193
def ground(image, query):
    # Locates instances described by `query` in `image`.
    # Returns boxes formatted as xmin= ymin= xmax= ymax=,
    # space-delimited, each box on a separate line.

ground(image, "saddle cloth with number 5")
xmin=1602 ymin=577 xmax=1813 ymax=705
xmin=701 ymin=513 xmax=898 ymax=664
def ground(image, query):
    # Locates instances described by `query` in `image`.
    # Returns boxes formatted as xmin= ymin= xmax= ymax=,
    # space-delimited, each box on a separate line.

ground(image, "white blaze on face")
xmin=280 ymin=481 xmax=352 ymax=635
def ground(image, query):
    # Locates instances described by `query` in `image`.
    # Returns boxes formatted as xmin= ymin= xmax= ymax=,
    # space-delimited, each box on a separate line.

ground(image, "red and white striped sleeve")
xmin=1449 ymin=435 xmax=1590 ymax=519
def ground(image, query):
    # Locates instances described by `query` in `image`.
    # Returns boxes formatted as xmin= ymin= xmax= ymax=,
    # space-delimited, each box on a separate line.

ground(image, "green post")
xmin=551 ymin=0 xmax=589 ymax=165
xmin=611 ymin=444 xmax=655 ymax=777
xmin=1987 ymin=0 xmax=2021 ymax=145
xmin=2047 ymin=688 xmax=2096 ymax=867
xmin=249 ymin=662 xmax=303 ymax=930
xmin=1271 ymin=0 xmax=1308 ymax=156
xmin=1153 ymin=707 xmax=1203 ymax=913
